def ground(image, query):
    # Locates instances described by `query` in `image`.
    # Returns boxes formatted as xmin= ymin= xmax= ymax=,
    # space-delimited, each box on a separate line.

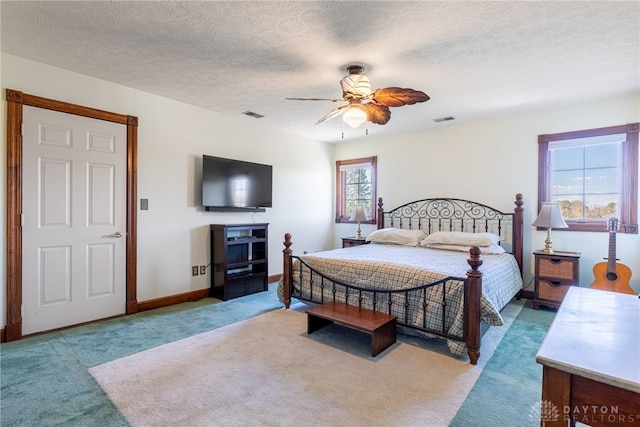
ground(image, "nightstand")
xmin=341 ymin=237 xmax=369 ymax=248
xmin=533 ymin=250 xmax=580 ymax=310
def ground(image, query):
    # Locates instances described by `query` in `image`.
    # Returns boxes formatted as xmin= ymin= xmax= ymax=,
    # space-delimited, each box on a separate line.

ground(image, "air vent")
xmin=242 ymin=111 xmax=264 ymax=119
xmin=433 ymin=116 xmax=455 ymax=123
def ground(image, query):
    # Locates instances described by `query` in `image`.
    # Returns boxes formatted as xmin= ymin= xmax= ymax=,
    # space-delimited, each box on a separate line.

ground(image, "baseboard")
xmin=137 ymin=274 xmax=281 ymax=312
xmin=517 ymin=289 xmax=534 ymax=300
xmin=268 ymin=273 xmax=281 ymax=284
xmin=137 ymin=288 xmax=211 ymax=312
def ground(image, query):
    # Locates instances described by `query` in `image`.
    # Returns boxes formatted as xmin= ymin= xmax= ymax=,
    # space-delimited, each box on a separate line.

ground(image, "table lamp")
xmin=532 ymin=202 xmax=568 ymax=253
xmin=349 ymin=205 xmax=368 ymax=239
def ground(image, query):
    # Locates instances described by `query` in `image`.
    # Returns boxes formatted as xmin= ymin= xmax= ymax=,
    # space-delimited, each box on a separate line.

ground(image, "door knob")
xmin=102 ymin=231 xmax=123 ymax=238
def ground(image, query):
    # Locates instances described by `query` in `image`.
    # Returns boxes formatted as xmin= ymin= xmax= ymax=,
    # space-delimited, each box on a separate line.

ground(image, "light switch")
xmin=140 ymin=198 xmax=149 ymax=210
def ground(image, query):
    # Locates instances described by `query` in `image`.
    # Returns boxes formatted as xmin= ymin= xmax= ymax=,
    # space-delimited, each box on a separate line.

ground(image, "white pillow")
xmin=366 ymin=228 xmax=427 ymax=246
xmin=420 ymin=231 xmax=501 ymax=247
xmin=424 ymin=243 xmax=506 ymax=255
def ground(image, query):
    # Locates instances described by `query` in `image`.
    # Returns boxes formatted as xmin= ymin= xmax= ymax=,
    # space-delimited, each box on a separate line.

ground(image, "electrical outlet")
xmin=192 ymin=266 xmax=199 ymax=276
xmin=200 ymin=265 xmax=206 ymax=274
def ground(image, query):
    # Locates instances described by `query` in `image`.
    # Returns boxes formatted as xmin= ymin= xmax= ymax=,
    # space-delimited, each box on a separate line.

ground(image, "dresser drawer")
xmin=537 ymin=280 xmax=572 ymax=302
xmin=537 ymin=257 xmax=576 ymax=281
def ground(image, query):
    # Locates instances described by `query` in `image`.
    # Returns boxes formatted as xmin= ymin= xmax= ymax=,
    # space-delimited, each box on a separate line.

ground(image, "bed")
xmin=279 ymin=194 xmax=524 ymax=364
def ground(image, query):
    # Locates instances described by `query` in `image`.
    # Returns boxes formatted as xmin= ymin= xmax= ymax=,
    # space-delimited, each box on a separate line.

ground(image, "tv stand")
xmin=210 ymin=223 xmax=269 ymax=300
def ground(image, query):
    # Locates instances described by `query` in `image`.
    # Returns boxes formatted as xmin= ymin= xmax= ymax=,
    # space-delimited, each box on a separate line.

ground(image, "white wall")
xmin=2 ymin=52 xmax=639 ymax=331
xmin=0 ymin=53 xmax=335 ymax=327
xmin=334 ymin=92 xmax=640 ymax=293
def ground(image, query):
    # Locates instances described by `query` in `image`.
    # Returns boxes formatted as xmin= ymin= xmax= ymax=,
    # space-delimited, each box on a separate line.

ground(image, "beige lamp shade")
xmin=349 ymin=205 xmax=368 ymax=223
xmin=533 ymin=202 xmax=567 ymax=253
xmin=532 ymin=203 xmax=568 ymax=229
xmin=349 ymin=205 xmax=368 ymax=239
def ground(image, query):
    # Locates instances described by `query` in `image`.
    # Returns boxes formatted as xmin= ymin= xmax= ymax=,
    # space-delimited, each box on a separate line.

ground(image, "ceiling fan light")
xmin=343 ymin=106 xmax=367 ymax=128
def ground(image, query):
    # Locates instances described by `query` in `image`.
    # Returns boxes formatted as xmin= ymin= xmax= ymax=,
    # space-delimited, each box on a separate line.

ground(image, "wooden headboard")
xmin=376 ymin=194 xmax=524 ymax=274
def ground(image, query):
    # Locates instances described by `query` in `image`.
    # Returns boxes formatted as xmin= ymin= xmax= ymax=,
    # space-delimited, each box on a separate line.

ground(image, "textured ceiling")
xmin=1 ymin=1 xmax=639 ymax=143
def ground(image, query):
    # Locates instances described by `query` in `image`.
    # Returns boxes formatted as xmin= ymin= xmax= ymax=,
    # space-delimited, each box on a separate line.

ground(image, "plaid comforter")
xmin=278 ymin=243 xmax=523 ymax=355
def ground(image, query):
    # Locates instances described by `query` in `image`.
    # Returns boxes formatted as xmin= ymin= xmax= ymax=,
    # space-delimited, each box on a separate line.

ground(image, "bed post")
xmin=377 ymin=197 xmax=384 ymax=229
xmin=282 ymin=233 xmax=292 ymax=309
xmin=513 ymin=193 xmax=524 ymax=275
xmin=465 ymin=246 xmax=483 ymax=365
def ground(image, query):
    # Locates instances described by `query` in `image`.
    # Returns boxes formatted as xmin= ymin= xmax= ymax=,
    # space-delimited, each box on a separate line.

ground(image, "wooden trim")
xmin=126 ymin=116 xmax=139 ymax=313
xmin=19 ymin=92 xmax=131 ymax=124
xmin=5 ymin=90 xmax=24 ymax=341
xmin=537 ymin=136 xmax=549 ymax=230
xmin=4 ymin=89 xmax=138 ymax=341
xmin=537 ymin=123 xmax=639 ymax=234
xmin=137 ymin=289 xmax=210 ymax=312
xmin=623 ymin=123 xmax=638 ymax=234
xmin=517 ymin=289 xmax=535 ymax=300
xmin=268 ymin=273 xmax=281 ymax=284
xmin=335 ymin=156 xmax=377 ymax=223
xmin=541 ymin=124 xmax=630 ymax=141
xmin=130 ymin=275 xmax=282 ymax=312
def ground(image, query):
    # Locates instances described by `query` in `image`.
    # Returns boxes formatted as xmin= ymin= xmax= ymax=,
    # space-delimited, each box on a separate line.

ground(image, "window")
xmin=538 ymin=123 xmax=638 ymax=233
xmin=336 ymin=156 xmax=377 ymax=223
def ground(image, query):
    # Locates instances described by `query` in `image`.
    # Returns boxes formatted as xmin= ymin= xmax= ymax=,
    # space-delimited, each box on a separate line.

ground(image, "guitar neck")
xmin=607 ymin=230 xmax=617 ymax=273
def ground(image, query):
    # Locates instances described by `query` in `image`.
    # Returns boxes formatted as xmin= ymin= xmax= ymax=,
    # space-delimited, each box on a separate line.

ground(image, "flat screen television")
xmin=202 ymin=155 xmax=273 ymax=212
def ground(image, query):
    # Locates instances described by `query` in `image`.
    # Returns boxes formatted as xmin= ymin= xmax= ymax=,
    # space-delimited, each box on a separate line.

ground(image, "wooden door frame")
xmin=5 ymin=89 xmax=138 ymax=341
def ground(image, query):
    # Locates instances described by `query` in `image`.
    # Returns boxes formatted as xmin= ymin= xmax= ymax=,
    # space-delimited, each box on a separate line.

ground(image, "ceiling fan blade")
xmin=285 ymin=97 xmax=344 ymax=102
xmin=315 ymin=104 xmax=350 ymax=124
xmin=365 ymin=104 xmax=391 ymax=125
xmin=371 ymin=87 xmax=430 ymax=107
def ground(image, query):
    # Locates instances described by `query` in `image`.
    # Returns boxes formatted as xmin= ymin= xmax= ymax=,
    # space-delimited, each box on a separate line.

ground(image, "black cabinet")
xmin=210 ymin=223 xmax=268 ymax=300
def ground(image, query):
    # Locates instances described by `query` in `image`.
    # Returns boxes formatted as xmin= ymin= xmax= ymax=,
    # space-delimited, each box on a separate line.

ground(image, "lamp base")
xmin=356 ymin=223 xmax=362 ymax=240
xmin=542 ymin=228 xmax=554 ymax=253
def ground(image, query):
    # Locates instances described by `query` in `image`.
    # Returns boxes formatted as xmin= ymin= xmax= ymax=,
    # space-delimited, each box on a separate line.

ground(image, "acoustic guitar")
xmin=590 ymin=217 xmax=635 ymax=294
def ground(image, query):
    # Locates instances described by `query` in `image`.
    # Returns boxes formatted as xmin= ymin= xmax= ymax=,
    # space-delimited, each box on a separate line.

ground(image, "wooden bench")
xmin=306 ymin=301 xmax=397 ymax=357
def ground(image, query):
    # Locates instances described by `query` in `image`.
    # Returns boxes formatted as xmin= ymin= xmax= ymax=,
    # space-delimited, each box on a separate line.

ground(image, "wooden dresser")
xmin=536 ymin=287 xmax=639 ymax=426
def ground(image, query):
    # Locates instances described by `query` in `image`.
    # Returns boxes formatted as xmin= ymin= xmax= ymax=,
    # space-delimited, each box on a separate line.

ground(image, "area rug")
xmin=90 ymin=301 xmax=523 ymax=427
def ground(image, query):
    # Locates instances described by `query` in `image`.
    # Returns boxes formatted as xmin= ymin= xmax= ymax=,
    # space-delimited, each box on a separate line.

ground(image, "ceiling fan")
xmin=286 ymin=65 xmax=430 ymax=128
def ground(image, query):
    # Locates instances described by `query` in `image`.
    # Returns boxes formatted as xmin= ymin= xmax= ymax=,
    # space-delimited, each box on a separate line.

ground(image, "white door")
xmin=22 ymin=106 xmax=127 ymax=335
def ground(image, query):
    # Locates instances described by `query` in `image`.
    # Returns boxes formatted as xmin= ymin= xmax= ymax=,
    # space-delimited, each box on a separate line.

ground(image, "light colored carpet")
xmin=90 ymin=301 xmax=523 ymax=427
